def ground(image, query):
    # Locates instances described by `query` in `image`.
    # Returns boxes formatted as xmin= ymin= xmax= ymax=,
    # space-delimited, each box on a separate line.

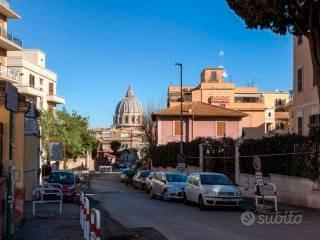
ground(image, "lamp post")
xmin=175 ymin=63 xmax=183 ymax=155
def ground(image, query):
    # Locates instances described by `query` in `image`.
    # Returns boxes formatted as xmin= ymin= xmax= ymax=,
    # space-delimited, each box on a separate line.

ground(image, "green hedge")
xmin=239 ymin=134 xmax=320 ymax=180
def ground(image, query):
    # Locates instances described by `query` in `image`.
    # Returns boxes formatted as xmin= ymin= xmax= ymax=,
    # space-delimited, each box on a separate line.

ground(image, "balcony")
xmin=47 ymin=94 xmax=65 ymax=105
xmin=17 ymin=85 xmax=43 ymax=97
xmin=0 ymin=26 xmax=22 ymax=50
xmin=0 ymin=64 xmax=21 ymax=83
xmin=0 ymin=0 xmax=20 ymax=18
xmin=275 ymin=112 xmax=289 ymax=120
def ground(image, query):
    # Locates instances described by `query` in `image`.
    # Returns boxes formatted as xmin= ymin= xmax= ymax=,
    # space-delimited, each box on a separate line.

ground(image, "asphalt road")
xmin=89 ymin=173 xmax=319 ymax=240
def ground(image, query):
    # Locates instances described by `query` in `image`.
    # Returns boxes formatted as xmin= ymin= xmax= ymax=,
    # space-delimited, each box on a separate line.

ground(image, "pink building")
xmin=152 ymin=102 xmax=247 ymax=145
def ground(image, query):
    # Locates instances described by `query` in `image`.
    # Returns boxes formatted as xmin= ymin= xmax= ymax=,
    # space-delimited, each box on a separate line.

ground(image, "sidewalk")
xmin=14 ymin=202 xmax=82 ymax=240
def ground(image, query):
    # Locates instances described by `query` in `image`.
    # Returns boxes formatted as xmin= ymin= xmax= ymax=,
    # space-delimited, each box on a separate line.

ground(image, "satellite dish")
xmin=223 ymin=70 xmax=228 ymax=78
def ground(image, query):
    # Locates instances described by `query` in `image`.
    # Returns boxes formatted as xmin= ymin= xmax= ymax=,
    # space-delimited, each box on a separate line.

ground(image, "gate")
xmin=201 ymin=139 xmax=235 ymax=180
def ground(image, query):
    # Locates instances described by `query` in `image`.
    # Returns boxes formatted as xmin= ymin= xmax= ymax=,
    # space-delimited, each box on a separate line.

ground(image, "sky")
xmin=10 ymin=0 xmax=293 ymax=127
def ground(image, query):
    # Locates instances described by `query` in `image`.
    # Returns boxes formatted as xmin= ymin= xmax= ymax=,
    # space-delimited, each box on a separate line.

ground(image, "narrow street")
xmin=89 ymin=173 xmax=320 ymax=240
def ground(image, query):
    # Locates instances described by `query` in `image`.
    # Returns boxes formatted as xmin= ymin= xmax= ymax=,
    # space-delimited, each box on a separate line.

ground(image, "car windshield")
xmin=140 ymin=171 xmax=151 ymax=178
xmin=48 ymin=172 xmax=74 ymax=184
xmin=166 ymin=173 xmax=187 ymax=182
xmin=200 ymin=174 xmax=233 ymax=185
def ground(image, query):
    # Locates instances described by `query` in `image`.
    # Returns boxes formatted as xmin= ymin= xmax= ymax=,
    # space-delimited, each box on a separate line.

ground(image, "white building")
xmin=7 ymin=49 xmax=65 ymax=110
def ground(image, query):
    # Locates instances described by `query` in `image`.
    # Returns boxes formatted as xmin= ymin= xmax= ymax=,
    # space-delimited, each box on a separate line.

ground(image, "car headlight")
xmin=205 ymin=190 xmax=217 ymax=196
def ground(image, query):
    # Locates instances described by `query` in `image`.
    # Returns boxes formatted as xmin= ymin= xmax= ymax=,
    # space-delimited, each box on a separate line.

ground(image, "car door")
xmin=185 ymin=175 xmax=195 ymax=202
xmin=193 ymin=175 xmax=201 ymax=201
xmin=159 ymin=173 xmax=166 ymax=195
xmin=153 ymin=173 xmax=161 ymax=195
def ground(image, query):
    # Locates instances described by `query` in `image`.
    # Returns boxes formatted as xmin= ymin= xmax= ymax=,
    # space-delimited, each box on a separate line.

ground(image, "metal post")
xmin=175 ymin=63 xmax=183 ymax=155
xmin=6 ymin=110 xmax=14 ymax=239
xmin=199 ymin=144 xmax=203 ymax=172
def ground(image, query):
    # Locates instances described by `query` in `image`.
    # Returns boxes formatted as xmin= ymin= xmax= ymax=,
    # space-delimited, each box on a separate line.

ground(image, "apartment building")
xmin=168 ymin=67 xmax=290 ymax=139
xmin=291 ymin=36 xmax=320 ymax=135
xmin=8 ymin=49 xmax=65 ymax=110
xmin=0 ymin=0 xmax=29 ymax=235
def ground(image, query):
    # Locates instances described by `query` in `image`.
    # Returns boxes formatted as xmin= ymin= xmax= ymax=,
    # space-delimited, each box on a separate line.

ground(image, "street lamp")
xmin=175 ymin=63 xmax=183 ymax=155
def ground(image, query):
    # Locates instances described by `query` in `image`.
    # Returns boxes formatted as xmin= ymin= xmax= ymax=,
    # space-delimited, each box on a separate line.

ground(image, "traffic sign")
xmin=252 ymin=155 xmax=261 ymax=172
xmin=177 ymin=162 xmax=186 ymax=172
xmin=255 ymin=172 xmax=264 ymax=186
xmin=177 ymin=153 xmax=185 ymax=163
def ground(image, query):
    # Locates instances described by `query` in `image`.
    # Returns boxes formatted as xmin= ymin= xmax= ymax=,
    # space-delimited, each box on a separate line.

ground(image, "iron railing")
xmin=0 ymin=65 xmax=21 ymax=82
xmin=0 ymin=0 xmax=10 ymax=8
xmin=0 ymin=26 xmax=22 ymax=47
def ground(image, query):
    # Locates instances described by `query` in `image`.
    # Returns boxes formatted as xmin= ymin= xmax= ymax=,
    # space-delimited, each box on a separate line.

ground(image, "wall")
xmin=238 ymin=173 xmax=320 ymax=209
xmin=59 ymin=154 xmax=95 ymax=171
xmin=23 ymin=136 xmax=40 ymax=201
xmin=0 ymin=178 xmax=6 ymax=239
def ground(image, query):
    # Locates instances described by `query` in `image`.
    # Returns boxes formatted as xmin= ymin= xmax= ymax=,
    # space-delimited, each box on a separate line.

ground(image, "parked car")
xmin=133 ymin=170 xmax=152 ymax=190
xmin=120 ymin=169 xmax=130 ymax=183
xmin=184 ymin=173 xmax=242 ymax=210
xmin=120 ymin=168 xmax=136 ymax=185
xmin=150 ymin=172 xmax=187 ymax=201
xmin=145 ymin=171 xmax=157 ymax=193
xmin=46 ymin=171 xmax=80 ymax=202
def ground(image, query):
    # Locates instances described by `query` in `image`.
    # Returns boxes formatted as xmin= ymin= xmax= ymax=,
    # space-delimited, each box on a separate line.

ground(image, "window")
xmin=193 ymin=176 xmax=200 ymax=186
xmin=132 ymin=117 xmax=135 ymax=124
xmin=275 ymin=122 xmax=285 ymax=130
xmin=298 ymin=117 xmax=303 ymax=135
xmin=217 ymin=122 xmax=226 ymax=137
xmin=40 ymin=78 xmax=43 ymax=85
xmin=268 ymin=112 xmax=272 ymax=117
xmin=188 ymin=175 xmax=194 ymax=184
xmin=174 ymin=121 xmax=182 ymax=136
xmin=210 ymin=71 xmax=217 ymax=82
xmin=297 ymin=35 xmax=303 ymax=45
xmin=297 ymin=68 xmax=303 ymax=92
xmin=49 ymin=82 xmax=54 ymax=95
xmin=29 ymin=74 xmax=35 ymax=88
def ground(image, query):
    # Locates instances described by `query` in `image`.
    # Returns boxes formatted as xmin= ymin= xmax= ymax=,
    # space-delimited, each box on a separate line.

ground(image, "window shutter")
xmin=217 ymin=122 xmax=226 ymax=137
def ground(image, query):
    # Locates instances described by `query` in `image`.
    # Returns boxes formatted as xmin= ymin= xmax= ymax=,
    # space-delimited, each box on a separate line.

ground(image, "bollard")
xmin=90 ymin=208 xmax=101 ymax=240
xmin=83 ymin=197 xmax=90 ymax=240
xmin=80 ymin=192 xmax=84 ymax=230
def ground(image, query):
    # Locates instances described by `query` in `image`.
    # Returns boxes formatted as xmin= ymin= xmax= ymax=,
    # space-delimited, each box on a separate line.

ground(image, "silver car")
xmin=150 ymin=172 xmax=187 ymax=201
xmin=184 ymin=173 xmax=242 ymax=209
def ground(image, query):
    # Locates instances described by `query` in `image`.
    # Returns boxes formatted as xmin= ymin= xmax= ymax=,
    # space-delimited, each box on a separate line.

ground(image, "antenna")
xmin=218 ymin=50 xmax=224 ymax=68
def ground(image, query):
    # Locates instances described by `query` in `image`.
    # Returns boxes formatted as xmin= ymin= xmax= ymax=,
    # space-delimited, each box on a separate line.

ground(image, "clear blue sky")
xmin=10 ymin=0 xmax=293 ymax=127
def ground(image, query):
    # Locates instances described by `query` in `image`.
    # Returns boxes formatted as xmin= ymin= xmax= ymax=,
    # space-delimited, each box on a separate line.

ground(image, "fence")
xmin=80 ymin=192 xmax=101 ymax=240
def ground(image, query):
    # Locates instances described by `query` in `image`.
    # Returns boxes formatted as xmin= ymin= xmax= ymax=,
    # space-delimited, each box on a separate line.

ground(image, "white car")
xmin=184 ymin=173 xmax=242 ymax=210
xmin=150 ymin=172 xmax=187 ymax=201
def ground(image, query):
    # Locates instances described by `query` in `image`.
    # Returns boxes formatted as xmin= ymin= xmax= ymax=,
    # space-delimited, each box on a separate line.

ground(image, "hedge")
xmin=239 ymin=134 xmax=320 ymax=180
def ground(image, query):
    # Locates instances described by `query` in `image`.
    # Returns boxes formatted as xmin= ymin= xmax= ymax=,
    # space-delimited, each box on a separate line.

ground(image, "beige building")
xmin=168 ymin=67 xmax=290 ymax=139
xmin=291 ymin=36 xmax=320 ymax=135
xmin=0 ymin=0 xmax=30 ymax=230
xmin=8 ymin=49 xmax=65 ymax=110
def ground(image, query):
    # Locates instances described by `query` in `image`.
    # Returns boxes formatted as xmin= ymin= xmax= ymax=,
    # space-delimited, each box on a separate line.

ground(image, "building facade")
xmin=152 ymin=102 xmax=247 ymax=145
xmin=168 ymin=67 xmax=290 ymax=139
xmin=91 ymin=86 xmax=148 ymax=162
xmin=8 ymin=49 xmax=65 ymax=110
xmin=291 ymin=36 xmax=320 ymax=135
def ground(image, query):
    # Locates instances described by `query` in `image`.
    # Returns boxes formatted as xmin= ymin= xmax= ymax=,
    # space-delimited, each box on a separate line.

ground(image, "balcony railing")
xmin=0 ymin=64 xmax=21 ymax=82
xmin=0 ymin=0 xmax=10 ymax=8
xmin=0 ymin=25 xmax=22 ymax=47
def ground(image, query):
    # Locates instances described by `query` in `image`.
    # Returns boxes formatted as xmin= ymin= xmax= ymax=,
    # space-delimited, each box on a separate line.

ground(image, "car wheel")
xmin=150 ymin=188 xmax=155 ymax=199
xmin=145 ymin=186 xmax=150 ymax=193
xmin=183 ymin=193 xmax=189 ymax=205
xmin=199 ymin=195 xmax=206 ymax=210
xmin=162 ymin=190 xmax=170 ymax=201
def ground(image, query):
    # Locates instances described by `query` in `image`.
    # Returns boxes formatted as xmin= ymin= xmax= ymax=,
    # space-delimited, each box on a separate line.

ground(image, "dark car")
xmin=46 ymin=171 xmax=80 ymax=202
xmin=133 ymin=170 xmax=152 ymax=190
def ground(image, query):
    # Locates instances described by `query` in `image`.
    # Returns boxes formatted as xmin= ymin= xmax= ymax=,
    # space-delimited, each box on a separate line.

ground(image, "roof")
xmin=152 ymin=102 xmax=247 ymax=119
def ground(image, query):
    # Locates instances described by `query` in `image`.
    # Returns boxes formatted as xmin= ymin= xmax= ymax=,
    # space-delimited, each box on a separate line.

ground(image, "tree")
xmin=226 ymin=0 xmax=320 ymax=100
xmin=40 ymin=108 xmax=99 ymax=168
xmin=110 ymin=141 xmax=121 ymax=155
